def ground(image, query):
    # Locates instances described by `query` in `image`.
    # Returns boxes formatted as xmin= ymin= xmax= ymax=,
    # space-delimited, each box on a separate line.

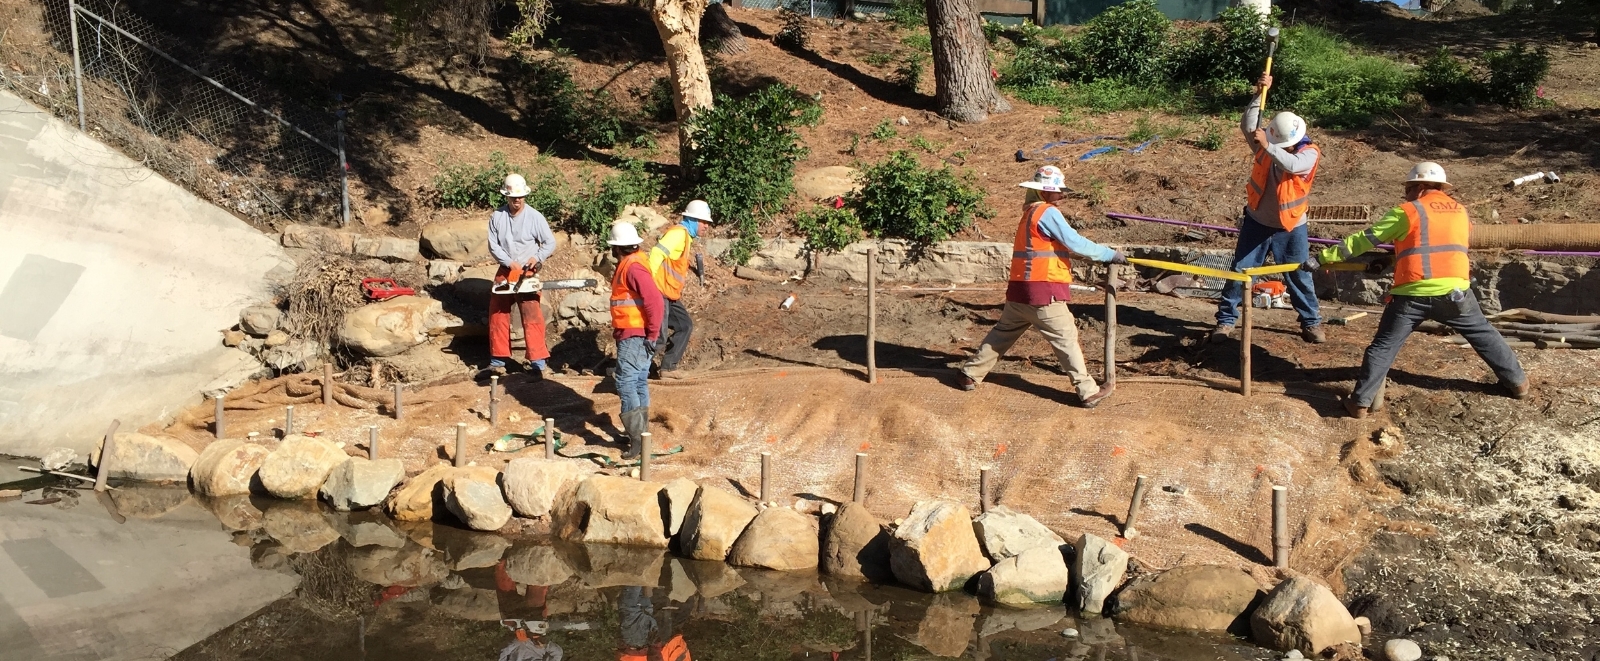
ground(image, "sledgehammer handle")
xmin=1258 ymin=28 xmax=1281 ymax=111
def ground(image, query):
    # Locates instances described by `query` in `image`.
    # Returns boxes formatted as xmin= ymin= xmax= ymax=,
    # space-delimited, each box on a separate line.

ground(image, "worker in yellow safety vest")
xmin=647 ymin=200 xmax=712 ymax=378
xmin=1303 ymin=162 xmax=1529 ymax=418
xmin=956 ymin=165 xmax=1127 ymax=408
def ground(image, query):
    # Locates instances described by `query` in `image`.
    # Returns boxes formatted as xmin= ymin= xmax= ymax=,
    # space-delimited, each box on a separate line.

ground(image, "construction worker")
xmin=617 ymin=586 xmax=689 ymax=661
xmin=1305 ymin=162 xmax=1528 ymax=418
xmin=957 ymin=165 xmax=1127 ymax=409
xmin=607 ymin=222 xmax=664 ymax=459
xmin=648 ymin=200 xmax=712 ymax=378
xmin=488 ymin=173 xmax=558 ymax=378
xmin=1214 ymin=74 xmax=1325 ymax=344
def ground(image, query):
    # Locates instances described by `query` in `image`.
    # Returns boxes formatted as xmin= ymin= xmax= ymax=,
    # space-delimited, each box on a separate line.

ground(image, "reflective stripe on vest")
xmin=610 ymin=252 xmax=649 ymax=330
xmin=1394 ymin=190 xmax=1470 ymax=286
xmin=651 ymin=225 xmax=692 ymax=301
xmin=1007 ymin=203 xmax=1074 ymax=284
xmin=1245 ymin=143 xmax=1319 ymax=229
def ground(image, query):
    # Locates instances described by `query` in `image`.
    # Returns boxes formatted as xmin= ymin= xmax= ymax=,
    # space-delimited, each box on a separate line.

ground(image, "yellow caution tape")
xmin=1127 ymin=257 xmax=1251 ymax=282
xmin=1241 ymin=263 xmax=1303 ymax=277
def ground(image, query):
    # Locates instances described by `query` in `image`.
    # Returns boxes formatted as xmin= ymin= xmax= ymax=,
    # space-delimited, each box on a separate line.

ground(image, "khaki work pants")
xmin=960 ymin=300 xmax=1099 ymax=398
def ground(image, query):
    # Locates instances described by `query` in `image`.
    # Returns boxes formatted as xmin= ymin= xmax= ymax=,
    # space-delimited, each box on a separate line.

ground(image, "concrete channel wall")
xmin=0 ymin=91 xmax=293 ymax=457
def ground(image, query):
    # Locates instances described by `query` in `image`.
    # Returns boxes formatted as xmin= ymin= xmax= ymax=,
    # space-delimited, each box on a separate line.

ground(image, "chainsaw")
xmin=491 ymin=264 xmax=598 ymax=295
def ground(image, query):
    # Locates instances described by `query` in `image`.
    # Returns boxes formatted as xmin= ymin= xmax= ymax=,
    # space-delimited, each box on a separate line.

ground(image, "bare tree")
xmin=923 ymin=0 xmax=1009 ymax=122
xmin=647 ymin=0 xmax=715 ymax=149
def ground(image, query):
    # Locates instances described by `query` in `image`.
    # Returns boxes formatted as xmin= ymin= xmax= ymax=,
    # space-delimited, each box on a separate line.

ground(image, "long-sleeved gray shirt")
xmin=1241 ymin=97 xmax=1320 ymax=228
xmin=488 ymin=204 xmax=556 ymax=267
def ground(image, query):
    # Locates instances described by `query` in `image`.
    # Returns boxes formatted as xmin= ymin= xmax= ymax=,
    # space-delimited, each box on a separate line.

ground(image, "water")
xmin=0 ymin=475 xmax=1272 ymax=661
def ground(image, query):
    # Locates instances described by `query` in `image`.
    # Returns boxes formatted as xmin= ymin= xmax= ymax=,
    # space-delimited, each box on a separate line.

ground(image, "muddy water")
xmin=0 ymin=472 xmax=1271 ymax=661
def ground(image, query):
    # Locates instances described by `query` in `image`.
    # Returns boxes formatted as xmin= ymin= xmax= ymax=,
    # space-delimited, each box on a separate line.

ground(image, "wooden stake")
xmin=213 ymin=395 xmax=225 ymax=440
xmin=392 ymin=383 xmax=403 ymax=420
xmin=322 ymin=363 xmax=333 ymax=405
xmin=853 ymin=452 xmax=867 ymax=504
xmin=544 ymin=418 xmax=556 ymax=459
xmin=284 ymin=405 xmax=295 ymax=437
xmin=866 ymin=246 xmax=878 ymax=384
xmin=367 ymin=426 xmax=379 ymax=461
xmin=1241 ymin=277 xmax=1254 ymax=397
xmin=489 ymin=376 xmax=499 ymax=427
xmin=1272 ymin=485 xmax=1289 ymax=568
xmin=93 ymin=419 xmax=121 ymax=492
xmin=454 ymin=423 xmax=467 ymax=467
xmin=979 ymin=467 xmax=991 ymax=513
xmin=1104 ymin=265 xmax=1118 ymax=388
xmin=639 ymin=432 xmax=653 ymax=481
xmin=1122 ymin=475 xmax=1149 ymax=538
xmin=760 ymin=451 xmax=772 ymax=503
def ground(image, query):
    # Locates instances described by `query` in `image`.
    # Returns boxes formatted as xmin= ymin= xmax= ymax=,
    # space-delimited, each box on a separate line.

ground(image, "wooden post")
xmin=639 ymin=432 xmax=653 ymax=481
xmin=1272 ymin=485 xmax=1289 ymax=568
xmin=488 ymin=376 xmax=499 ymax=427
xmin=1104 ymin=265 xmax=1118 ymax=388
xmin=213 ymin=395 xmax=226 ymax=440
xmin=760 ymin=452 xmax=772 ymax=502
xmin=368 ymin=425 xmax=379 ymax=460
xmin=1122 ymin=475 xmax=1149 ymax=538
xmin=93 ymin=419 xmax=121 ymax=492
xmin=322 ymin=363 xmax=333 ymax=405
xmin=454 ymin=423 xmax=467 ymax=467
xmin=979 ymin=467 xmax=991 ymax=513
xmin=1031 ymin=0 xmax=1045 ymax=26
xmin=853 ymin=453 xmax=867 ymax=503
xmin=284 ymin=405 xmax=295 ymax=437
xmin=544 ymin=418 xmax=556 ymax=459
xmin=866 ymin=247 xmax=878 ymax=384
xmin=1241 ymin=277 xmax=1254 ymax=397
xmin=392 ymin=383 xmax=403 ymax=420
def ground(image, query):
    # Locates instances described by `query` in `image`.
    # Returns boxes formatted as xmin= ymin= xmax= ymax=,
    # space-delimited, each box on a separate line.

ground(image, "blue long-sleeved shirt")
xmin=1006 ymin=204 xmax=1117 ymax=305
xmin=488 ymin=205 xmax=556 ymax=267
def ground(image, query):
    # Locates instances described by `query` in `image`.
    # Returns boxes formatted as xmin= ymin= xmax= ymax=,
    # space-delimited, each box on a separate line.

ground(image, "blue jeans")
xmin=616 ymin=336 xmax=652 ymax=413
xmin=1216 ymin=214 xmax=1321 ymax=328
xmin=1350 ymin=291 xmax=1525 ymax=407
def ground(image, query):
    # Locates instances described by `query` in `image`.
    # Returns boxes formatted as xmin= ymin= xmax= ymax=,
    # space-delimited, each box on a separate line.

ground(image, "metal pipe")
xmin=93 ymin=419 xmax=121 ymax=492
xmin=454 ymin=423 xmax=467 ymax=467
xmin=1123 ymin=475 xmax=1149 ymax=538
xmin=1240 ymin=278 xmax=1253 ymax=397
xmin=639 ymin=432 xmax=653 ymax=481
xmin=22 ymin=466 xmax=105 ymax=486
xmin=1104 ymin=265 xmax=1118 ymax=388
xmin=337 ymin=106 xmax=350 ymax=227
xmin=853 ymin=452 xmax=867 ymax=503
xmin=67 ymin=0 xmax=86 ymax=131
xmin=368 ymin=426 xmax=379 ymax=460
xmin=322 ymin=363 xmax=333 ymax=405
xmin=544 ymin=418 xmax=556 ymax=459
xmin=760 ymin=452 xmax=772 ymax=503
xmin=284 ymin=405 xmax=295 ymax=437
xmin=392 ymin=383 xmax=403 ymax=420
xmin=213 ymin=394 xmax=225 ymax=440
xmin=1272 ymin=485 xmax=1289 ymax=568
xmin=979 ymin=467 xmax=991 ymax=513
xmin=866 ymin=247 xmax=878 ymax=384
xmin=489 ymin=376 xmax=499 ymax=427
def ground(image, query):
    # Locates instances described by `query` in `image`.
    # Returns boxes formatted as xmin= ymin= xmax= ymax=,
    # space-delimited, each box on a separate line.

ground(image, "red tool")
xmin=361 ymin=278 xmax=415 ymax=301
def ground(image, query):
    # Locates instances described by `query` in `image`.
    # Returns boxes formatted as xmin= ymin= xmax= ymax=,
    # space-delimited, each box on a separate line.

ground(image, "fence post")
xmin=1031 ymin=0 xmax=1046 ymax=26
xmin=67 ymin=0 xmax=86 ymax=131
xmin=336 ymin=101 xmax=350 ymax=227
xmin=866 ymin=246 xmax=877 ymax=384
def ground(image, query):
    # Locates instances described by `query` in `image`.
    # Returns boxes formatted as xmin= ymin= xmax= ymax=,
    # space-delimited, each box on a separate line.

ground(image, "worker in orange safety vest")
xmin=608 ymin=222 xmax=664 ymax=459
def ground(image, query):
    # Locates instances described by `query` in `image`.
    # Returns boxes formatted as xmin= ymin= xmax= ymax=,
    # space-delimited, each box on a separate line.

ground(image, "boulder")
xmin=504 ymin=544 xmax=573 ymax=586
xmin=190 ymin=440 xmax=270 ymax=496
xmin=727 ymin=507 xmax=819 ymax=571
xmin=352 ymin=235 xmax=421 ymax=262
xmin=1072 ymin=533 xmax=1129 ymax=614
xmin=443 ymin=532 xmax=513 ymax=570
xmin=554 ymin=475 xmax=669 ymax=547
xmin=347 ymin=543 xmax=449 ymax=587
xmin=1384 ymin=639 xmax=1422 ymax=661
xmin=665 ymin=558 xmax=697 ymax=603
xmin=427 ymin=260 xmax=464 ymax=285
xmin=820 ymin=502 xmax=892 ymax=581
xmin=916 ymin=592 xmax=981 ymax=658
xmin=436 ymin=586 xmax=500 ymax=621
xmin=662 ymin=478 xmax=698 ymax=536
xmin=263 ymin=329 xmax=289 ymax=347
xmin=92 ymin=433 xmax=198 ymax=483
xmin=578 ymin=544 xmax=667 ymax=588
xmin=40 ymin=447 xmax=78 ymax=471
xmin=1110 ymin=564 xmax=1263 ymax=632
xmin=889 ymin=500 xmax=991 ymax=593
xmin=420 ymin=219 xmax=490 ymax=262
xmin=261 ymin=501 xmax=340 ymax=553
xmin=320 ymin=457 xmax=406 ymax=511
xmin=260 ymin=339 xmax=323 ymax=371
xmin=555 ymin=290 xmax=611 ymax=330
xmin=978 ymin=544 xmax=1070 ymax=606
xmin=678 ymin=486 xmax=759 ymax=561
xmin=337 ymin=296 xmax=463 ymax=357
xmin=107 ymin=485 xmax=192 ymax=519
xmin=387 ymin=464 xmax=454 ymax=522
xmin=502 ymin=457 xmax=590 ymax=518
xmin=222 ymin=328 xmax=247 ymax=347
xmin=258 ymin=435 xmax=348 ymax=499
xmin=443 ymin=466 xmax=512 ymax=531
xmin=240 ymin=305 xmax=282 ymax=336
xmin=198 ymin=494 xmax=265 ymax=531
xmin=1250 ymin=576 xmax=1362 ymax=655
xmin=619 ymin=205 xmax=672 ymax=235
xmin=794 ymin=166 xmax=861 ymax=201
xmin=332 ymin=512 xmax=408 ymax=548
xmin=681 ymin=558 xmax=747 ymax=598
xmin=978 ymin=606 xmax=1066 ymax=637
xmin=281 ymin=223 xmax=355 ymax=253
xmin=972 ymin=505 xmax=1066 ymax=561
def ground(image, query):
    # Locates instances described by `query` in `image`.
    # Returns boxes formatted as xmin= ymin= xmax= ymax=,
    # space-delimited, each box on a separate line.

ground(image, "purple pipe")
xmin=1105 ymin=211 xmax=1600 ymax=258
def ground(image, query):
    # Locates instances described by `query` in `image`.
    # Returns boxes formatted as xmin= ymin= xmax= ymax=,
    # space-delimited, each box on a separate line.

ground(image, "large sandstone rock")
xmin=727 ymin=507 xmax=819 ymax=571
xmin=436 ymin=587 xmax=500 ymax=621
xmin=978 ymin=544 xmax=1070 ymax=606
xmin=502 ymin=457 xmax=589 ymax=518
xmin=619 ymin=205 xmax=671 ymax=234
xmin=662 ymin=478 xmax=698 ymax=537
xmin=347 ymin=543 xmax=449 ymax=586
xmin=332 ymin=511 xmax=408 ymax=548
xmin=337 ymin=296 xmax=463 ymax=357
xmin=107 ymin=486 xmax=192 ymax=519
xmin=353 ymin=236 xmax=420 ymax=262
xmin=794 ymin=166 xmax=861 ymax=201
xmin=420 ymin=219 xmax=490 ymax=261
xmin=916 ymin=592 xmax=981 ymax=658
xmin=281 ymin=223 xmax=355 ymax=253
xmin=240 ymin=305 xmax=282 ymax=336
xmin=555 ymin=290 xmax=611 ymax=331
xmin=504 ymin=544 xmax=574 ymax=586
xmin=443 ymin=531 xmax=513 ymax=570
xmin=258 ymin=435 xmax=347 ymax=499
xmin=681 ymin=558 xmax=746 ymax=598
xmin=444 ymin=466 xmax=512 ymax=531
xmin=190 ymin=440 xmax=269 ymax=496
xmin=890 ymin=500 xmax=991 ymax=593
xmin=198 ymin=494 xmax=265 ymax=531
xmin=261 ymin=501 xmax=340 ymax=553
xmin=979 ymin=606 xmax=1066 ymax=637
xmin=387 ymin=463 xmax=454 ymax=522
xmin=679 ymin=486 xmax=759 ymax=561
xmin=1072 ymin=533 xmax=1129 ymax=614
xmin=820 ymin=502 xmax=892 ymax=581
xmin=1250 ymin=575 xmax=1362 ymax=655
xmin=554 ymin=475 xmax=668 ymax=547
xmin=320 ymin=457 xmax=405 ymax=511
xmin=92 ymin=432 xmax=199 ymax=483
xmin=578 ymin=544 xmax=667 ymax=588
xmin=1110 ymin=564 xmax=1263 ymax=632
xmin=972 ymin=505 xmax=1066 ymax=561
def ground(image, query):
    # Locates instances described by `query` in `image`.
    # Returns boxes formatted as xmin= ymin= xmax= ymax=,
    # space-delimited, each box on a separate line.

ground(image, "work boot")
xmin=1343 ymin=398 xmax=1368 ymax=419
xmin=1080 ymin=386 xmax=1114 ymax=409
xmin=1506 ymin=380 xmax=1531 ymax=400
xmin=1209 ymin=324 xmax=1236 ymax=343
xmin=619 ymin=408 xmax=646 ymax=459
xmin=1301 ymin=325 xmax=1327 ymax=344
xmin=957 ymin=374 xmax=978 ymax=391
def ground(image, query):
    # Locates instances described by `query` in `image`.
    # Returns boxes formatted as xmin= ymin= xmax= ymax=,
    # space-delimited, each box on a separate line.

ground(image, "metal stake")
xmin=1272 ymin=485 xmax=1289 ymax=568
xmin=760 ymin=451 xmax=772 ymax=503
xmin=639 ymin=432 xmax=653 ymax=481
xmin=1241 ymin=277 xmax=1254 ymax=397
xmin=67 ymin=0 xmax=86 ymax=131
xmin=367 ymin=425 xmax=379 ymax=460
xmin=853 ymin=452 xmax=867 ymax=503
xmin=1104 ymin=265 xmax=1118 ymax=388
xmin=866 ymin=246 xmax=877 ymax=384
xmin=489 ymin=376 xmax=499 ymax=427
xmin=544 ymin=418 xmax=556 ymax=459
xmin=93 ymin=419 xmax=121 ymax=492
xmin=213 ymin=394 xmax=226 ymax=440
xmin=323 ymin=363 xmax=334 ymax=405
xmin=1122 ymin=475 xmax=1149 ymax=538
xmin=336 ymin=105 xmax=350 ymax=227
xmin=454 ymin=423 xmax=467 ymax=467
xmin=979 ymin=467 xmax=991 ymax=513
xmin=284 ymin=405 xmax=295 ymax=437
xmin=392 ymin=383 xmax=403 ymax=420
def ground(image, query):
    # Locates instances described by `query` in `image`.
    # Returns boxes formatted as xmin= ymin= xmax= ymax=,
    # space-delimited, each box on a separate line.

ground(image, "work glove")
xmin=694 ymin=253 xmax=705 ymax=286
xmin=1109 ymin=251 xmax=1129 ymax=265
xmin=644 ymin=339 xmax=658 ymax=356
xmin=1300 ymin=256 xmax=1321 ymax=272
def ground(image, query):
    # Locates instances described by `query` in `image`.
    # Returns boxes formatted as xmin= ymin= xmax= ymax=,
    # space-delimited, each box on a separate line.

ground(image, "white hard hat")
xmin=682 ymin=199 xmax=713 ymax=223
xmin=501 ymin=174 xmax=531 ymax=198
xmin=1265 ymin=112 xmax=1307 ymax=148
xmin=607 ymin=221 xmax=644 ymax=246
xmin=1406 ymin=161 xmax=1453 ymax=189
xmin=1018 ymin=165 xmax=1066 ymax=192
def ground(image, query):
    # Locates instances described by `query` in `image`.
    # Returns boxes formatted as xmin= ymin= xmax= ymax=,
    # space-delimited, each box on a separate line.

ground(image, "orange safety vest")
xmin=1007 ymin=202 xmax=1073 ymax=284
xmin=651 ymin=225 xmax=693 ymax=301
xmin=610 ymin=251 xmax=649 ymax=330
xmin=1393 ymin=190 xmax=1470 ymax=286
xmin=616 ymin=636 xmax=689 ymax=661
xmin=1246 ymin=142 xmax=1319 ymax=229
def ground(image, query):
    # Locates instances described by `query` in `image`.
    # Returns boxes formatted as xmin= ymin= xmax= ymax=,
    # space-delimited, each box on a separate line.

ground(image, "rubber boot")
xmin=620 ymin=408 xmax=646 ymax=459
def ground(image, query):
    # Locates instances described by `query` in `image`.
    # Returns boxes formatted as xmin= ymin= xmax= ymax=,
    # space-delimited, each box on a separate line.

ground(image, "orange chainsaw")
xmin=491 ymin=263 xmax=597 ymax=295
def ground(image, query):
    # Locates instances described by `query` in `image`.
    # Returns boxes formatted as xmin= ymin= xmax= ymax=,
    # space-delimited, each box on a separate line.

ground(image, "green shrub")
xmin=1165 ymin=4 xmax=1270 ymax=95
xmin=435 ymin=152 xmax=522 ymax=209
xmin=893 ymin=55 xmax=927 ymax=91
xmin=1415 ymin=47 xmax=1481 ymax=105
xmin=633 ymin=76 xmax=676 ymax=122
xmin=686 ymin=84 xmax=823 ymax=265
xmin=888 ymin=0 xmax=925 ymax=29
xmin=794 ymin=205 xmax=864 ymax=254
xmin=564 ymin=158 xmax=662 ymax=237
xmin=1058 ymin=78 xmax=1189 ymax=113
xmin=515 ymin=56 xmax=646 ymax=149
xmin=1074 ymin=0 xmax=1171 ymax=81
xmin=869 ymin=119 xmax=897 ymax=140
xmin=901 ymin=32 xmax=932 ymax=53
xmin=1270 ymin=25 xmax=1412 ymax=128
xmin=863 ymin=51 xmax=895 ymax=67
xmin=1483 ymin=43 xmax=1550 ymax=108
xmin=775 ymin=8 xmax=808 ymax=50
xmin=847 ymin=151 xmax=989 ymax=246
xmin=1195 ymin=122 xmax=1226 ymax=151
xmin=999 ymin=44 xmax=1064 ymax=91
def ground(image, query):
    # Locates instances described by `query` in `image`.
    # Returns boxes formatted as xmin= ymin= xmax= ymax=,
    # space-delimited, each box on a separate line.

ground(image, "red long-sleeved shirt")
xmin=615 ymin=260 xmax=663 ymax=343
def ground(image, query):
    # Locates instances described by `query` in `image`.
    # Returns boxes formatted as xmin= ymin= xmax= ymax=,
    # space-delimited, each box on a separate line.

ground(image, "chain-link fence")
xmin=0 ymin=0 xmax=346 ymax=228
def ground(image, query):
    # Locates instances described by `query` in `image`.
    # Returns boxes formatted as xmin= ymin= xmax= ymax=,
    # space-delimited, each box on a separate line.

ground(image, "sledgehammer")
xmin=1258 ymin=27 xmax=1281 ymax=110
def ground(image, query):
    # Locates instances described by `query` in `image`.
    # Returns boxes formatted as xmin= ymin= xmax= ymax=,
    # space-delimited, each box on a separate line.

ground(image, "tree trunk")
xmin=700 ymin=3 xmax=748 ymax=55
xmin=923 ymin=0 xmax=1010 ymax=122
xmin=649 ymin=0 xmax=715 ymax=152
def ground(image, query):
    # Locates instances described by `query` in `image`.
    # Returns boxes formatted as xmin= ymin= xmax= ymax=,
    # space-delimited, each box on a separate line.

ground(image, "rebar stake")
xmin=979 ymin=467 xmax=992 ymax=513
xmin=489 ymin=376 xmax=499 ymax=427
xmin=760 ymin=451 xmax=772 ymax=503
xmin=1241 ymin=277 xmax=1254 ymax=397
xmin=93 ymin=419 xmax=121 ymax=492
xmin=1104 ymin=264 xmax=1118 ymax=388
xmin=454 ymin=423 xmax=467 ymax=467
xmin=284 ymin=405 xmax=295 ymax=437
xmin=639 ymin=432 xmax=653 ymax=481
xmin=392 ymin=383 xmax=403 ymax=420
xmin=322 ymin=363 xmax=333 ymax=405
xmin=1272 ymin=485 xmax=1289 ymax=568
xmin=1122 ymin=474 xmax=1150 ymax=539
xmin=853 ymin=453 xmax=867 ymax=504
xmin=213 ymin=395 xmax=226 ymax=440
xmin=368 ymin=425 xmax=379 ymax=461
xmin=866 ymin=246 xmax=878 ymax=384
xmin=544 ymin=418 xmax=556 ymax=459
